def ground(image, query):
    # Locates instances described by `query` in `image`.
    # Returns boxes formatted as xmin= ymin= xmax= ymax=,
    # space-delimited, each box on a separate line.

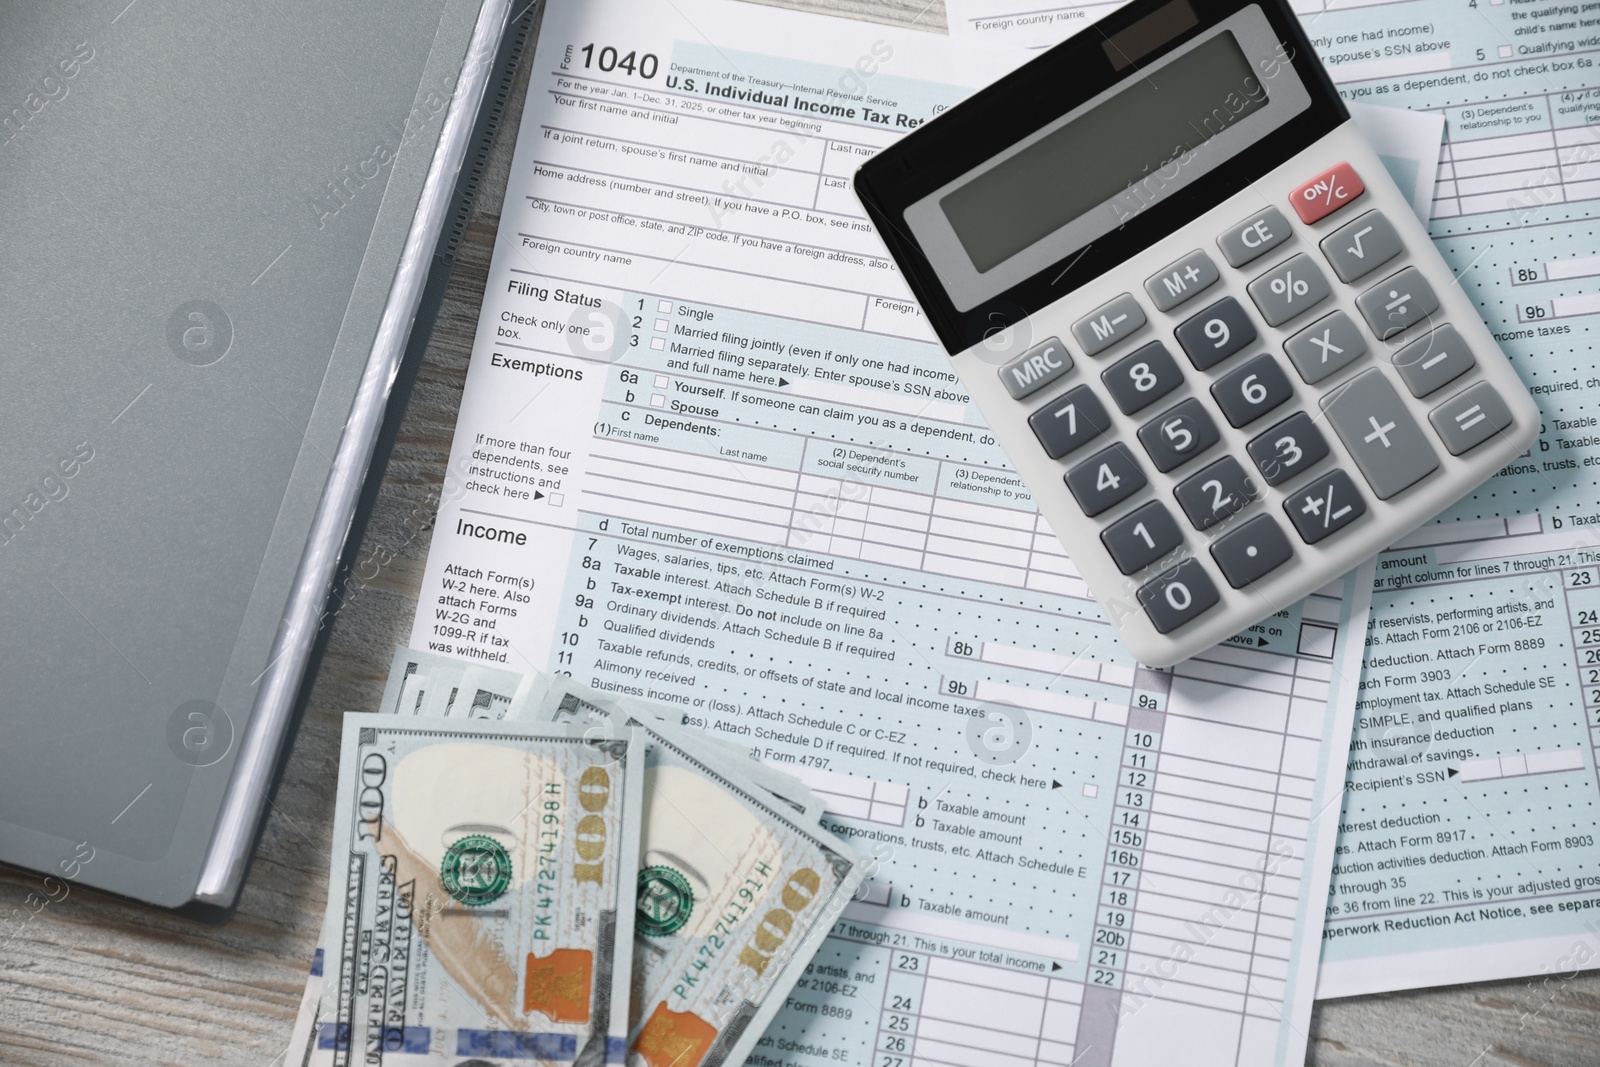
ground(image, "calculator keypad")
xmin=1211 ymin=353 xmax=1294 ymax=427
xmin=1103 ymin=342 xmax=1184 ymax=414
xmin=1066 ymin=443 xmax=1147 ymax=516
xmin=1175 ymin=297 xmax=1257 ymax=369
xmin=1138 ymin=399 xmax=1220 ymax=472
xmin=983 ymin=157 xmax=1524 ymax=645
xmin=1028 ymin=385 xmax=1111 ymax=459
xmin=1174 ymin=456 xmax=1258 ymax=530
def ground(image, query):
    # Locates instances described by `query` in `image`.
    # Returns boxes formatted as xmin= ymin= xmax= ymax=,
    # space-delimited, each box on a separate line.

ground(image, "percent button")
xmin=1248 ymin=254 xmax=1330 ymax=327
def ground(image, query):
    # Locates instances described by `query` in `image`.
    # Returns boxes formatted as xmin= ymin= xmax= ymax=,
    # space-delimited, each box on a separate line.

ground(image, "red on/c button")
xmin=1290 ymin=162 xmax=1365 ymax=223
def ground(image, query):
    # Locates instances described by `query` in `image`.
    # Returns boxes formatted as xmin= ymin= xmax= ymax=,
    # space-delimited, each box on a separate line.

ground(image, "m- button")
xmin=1217 ymin=207 xmax=1291 ymax=268
xmin=1071 ymin=294 xmax=1147 ymax=357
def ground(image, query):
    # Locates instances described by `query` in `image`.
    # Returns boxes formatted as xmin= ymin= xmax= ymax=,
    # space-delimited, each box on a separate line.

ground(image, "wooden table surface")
xmin=3 ymin=2 xmax=1599 ymax=1063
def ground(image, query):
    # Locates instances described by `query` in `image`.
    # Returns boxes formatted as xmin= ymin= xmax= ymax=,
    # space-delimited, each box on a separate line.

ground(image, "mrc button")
xmin=1290 ymin=162 xmax=1365 ymax=224
xmin=998 ymin=337 xmax=1072 ymax=400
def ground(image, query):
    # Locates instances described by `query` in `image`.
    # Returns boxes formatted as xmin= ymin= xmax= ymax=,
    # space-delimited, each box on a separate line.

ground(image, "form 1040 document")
xmin=948 ymin=0 xmax=1600 ymax=999
xmin=408 ymin=0 xmax=1376 ymax=1062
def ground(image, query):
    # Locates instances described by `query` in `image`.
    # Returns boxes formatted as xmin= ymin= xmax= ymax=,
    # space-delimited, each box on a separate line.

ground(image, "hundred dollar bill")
xmin=378 ymin=646 xmax=521 ymax=718
xmin=506 ymin=676 xmax=825 ymax=824
xmin=301 ymin=713 xmax=643 ymax=1066
xmin=531 ymin=677 xmax=863 ymax=1067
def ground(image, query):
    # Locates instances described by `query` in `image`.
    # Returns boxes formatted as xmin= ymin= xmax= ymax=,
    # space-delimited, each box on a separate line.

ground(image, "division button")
xmin=1211 ymin=353 xmax=1294 ymax=428
xmin=1144 ymin=249 xmax=1220 ymax=312
xmin=1284 ymin=469 xmax=1367 ymax=543
xmin=1210 ymin=515 xmax=1294 ymax=588
xmin=1217 ymin=206 xmax=1291 ymax=268
xmin=1392 ymin=324 xmax=1475 ymax=397
xmin=1320 ymin=209 xmax=1403 ymax=283
xmin=1320 ymin=368 xmax=1439 ymax=498
xmin=1065 ymin=442 xmax=1147 ymax=517
xmin=1284 ymin=310 xmax=1367 ymax=384
xmin=1174 ymin=456 xmax=1259 ymax=530
xmin=1248 ymin=253 xmax=1331 ymax=327
xmin=1027 ymin=384 xmax=1111 ymax=459
xmin=1356 ymin=266 xmax=1439 ymax=339
xmin=1430 ymin=381 xmax=1516 ymax=455
xmin=1175 ymin=296 xmax=1257 ymax=370
xmin=1137 ymin=398 xmax=1221 ymax=472
xmin=1138 ymin=558 xmax=1221 ymax=634
xmin=999 ymin=336 xmax=1073 ymax=400
xmin=1101 ymin=501 xmax=1184 ymax=575
xmin=1072 ymin=294 xmax=1147 ymax=357
xmin=1290 ymin=161 xmax=1365 ymax=224
xmin=1102 ymin=340 xmax=1184 ymax=414
xmin=1247 ymin=411 xmax=1330 ymax=486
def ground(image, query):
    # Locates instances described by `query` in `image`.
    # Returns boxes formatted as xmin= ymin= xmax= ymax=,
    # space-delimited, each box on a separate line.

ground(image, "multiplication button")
xmin=1320 ymin=368 xmax=1438 ymax=499
xmin=1072 ymin=294 xmax=1146 ymax=356
xmin=1101 ymin=501 xmax=1184 ymax=575
xmin=1430 ymin=381 xmax=1516 ymax=455
xmin=1027 ymin=385 xmax=1111 ymax=459
xmin=999 ymin=336 xmax=1072 ymax=400
xmin=1285 ymin=470 xmax=1366 ymax=544
xmin=1138 ymin=558 xmax=1220 ymax=633
xmin=1211 ymin=515 xmax=1293 ymax=588
xmin=1284 ymin=310 xmax=1366 ymax=385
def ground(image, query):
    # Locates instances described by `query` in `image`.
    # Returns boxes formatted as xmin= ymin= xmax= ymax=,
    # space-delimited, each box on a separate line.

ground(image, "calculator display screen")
xmin=941 ymin=32 xmax=1265 ymax=273
xmin=893 ymin=5 xmax=1314 ymax=316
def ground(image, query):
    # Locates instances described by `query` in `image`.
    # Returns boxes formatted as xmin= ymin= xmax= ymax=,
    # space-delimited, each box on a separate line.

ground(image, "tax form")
xmin=947 ymin=0 xmax=1600 ymax=998
xmin=408 ymin=0 xmax=1375 ymax=1061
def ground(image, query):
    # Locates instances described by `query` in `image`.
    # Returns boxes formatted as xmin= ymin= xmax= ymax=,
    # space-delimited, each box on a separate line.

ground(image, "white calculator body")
xmin=856 ymin=0 xmax=1537 ymax=667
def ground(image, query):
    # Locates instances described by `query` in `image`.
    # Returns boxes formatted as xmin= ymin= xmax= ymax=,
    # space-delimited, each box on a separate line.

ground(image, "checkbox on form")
xmin=657 ymin=299 xmax=672 ymax=313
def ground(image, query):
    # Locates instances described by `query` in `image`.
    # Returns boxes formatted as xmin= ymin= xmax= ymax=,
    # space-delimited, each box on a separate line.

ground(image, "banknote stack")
xmin=287 ymin=648 xmax=864 ymax=1067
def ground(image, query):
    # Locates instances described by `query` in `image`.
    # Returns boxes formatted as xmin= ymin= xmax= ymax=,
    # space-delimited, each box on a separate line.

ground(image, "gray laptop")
xmin=0 ymin=0 xmax=522 ymax=913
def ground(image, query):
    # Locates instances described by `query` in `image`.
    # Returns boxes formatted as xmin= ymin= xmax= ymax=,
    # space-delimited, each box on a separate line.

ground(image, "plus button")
xmin=1364 ymin=415 xmax=1396 ymax=448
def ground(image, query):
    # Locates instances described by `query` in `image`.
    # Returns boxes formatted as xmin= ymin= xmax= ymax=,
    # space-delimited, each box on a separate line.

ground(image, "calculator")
xmin=855 ymin=0 xmax=1537 ymax=666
